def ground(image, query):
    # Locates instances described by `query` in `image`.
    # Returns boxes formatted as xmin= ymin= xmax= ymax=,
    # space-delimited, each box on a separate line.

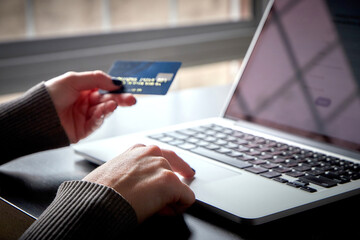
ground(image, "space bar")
xmin=191 ymin=147 xmax=252 ymax=169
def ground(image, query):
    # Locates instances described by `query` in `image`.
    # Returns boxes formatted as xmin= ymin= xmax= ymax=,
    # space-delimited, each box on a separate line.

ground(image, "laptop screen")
xmin=225 ymin=0 xmax=360 ymax=152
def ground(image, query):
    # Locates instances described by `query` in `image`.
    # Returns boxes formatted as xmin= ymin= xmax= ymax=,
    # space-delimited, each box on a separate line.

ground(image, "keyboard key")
xmin=306 ymin=168 xmax=325 ymax=176
xmin=247 ymin=150 xmax=262 ymax=156
xmin=286 ymin=182 xmax=301 ymax=188
xmin=214 ymin=139 xmax=227 ymax=146
xmin=159 ymin=136 xmax=174 ymax=143
xmin=190 ymin=126 xmax=208 ymax=133
xmin=318 ymin=163 xmax=333 ymax=171
xmin=236 ymin=139 xmax=249 ymax=145
xmin=212 ymin=125 xmax=224 ymax=131
xmin=260 ymin=171 xmax=282 ymax=178
xmin=273 ymin=177 xmax=289 ymax=183
xmin=223 ymin=128 xmax=233 ymax=134
xmin=205 ymin=144 xmax=220 ymax=150
xmin=168 ymin=140 xmax=185 ymax=146
xmin=246 ymin=143 xmax=261 ymax=149
xmin=225 ymin=136 xmax=237 ymax=142
xmin=281 ymin=159 xmax=300 ymax=168
xmin=224 ymin=142 xmax=238 ymax=149
xmin=259 ymin=147 xmax=273 ymax=153
xmin=286 ymin=171 xmax=305 ymax=178
xmin=299 ymin=175 xmax=338 ymax=188
xmin=243 ymin=134 xmax=255 ymax=141
xmin=265 ymin=141 xmax=278 ymax=148
xmin=259 ymin=154 xmax=274 ymax=160
xmin=187 ymin=137 xmax=200 ymax=143
xmin=321 ymin=171 xmax=340 ymax=180
xmin=322 ymin=172 xmax=351 ymax=184
xmin=254 ymin=137 xmax=266 ymax=144
xmin=274 ymin=167 xmax=292 ymax=173
xmin=232 ymin=131 xmax=244 ymax=137
xmin=149 ymin=133 xmax=165 ymax=139
xmin=248 ymin=159 xmax=267 ymax=165
xmin=245 ymin=166 xmax=268 ymax=174
xmin=270 ymin=157 xmax=286 ymax=163
xmin=226 ymin=151 xmax=243 ymax=157
xmin=300 ymin=186 xmax=317 ymax=193
xmin=166 ymin=132 xmax=188 ymax=140
xmin=196 ymin=140 xmax=210 ymax=147
xmin=293 ymin=164 xmax=311 ymax=172
xmin=350 ymin=173 xmax=360 ymax=180
xmin=216 ymin=147 xmax=232 ymax=154
xmin=237 ymin=155 xmax=255 ymax=161
xmin=352 ymin=164 xmax=360 ymax=172
xmin=205 ymin=130 xmax=216 ymax=135
xmin=293 ymin=180 xmax=309 ymax=187
xmin=277 ymin=144 xmax=289 ymax=151
xmin=238 ymin=146 xmax=250 ymax=152
xmin=215 ymin=133 xmax=227 ymax=139
xmin=177 ymin=129 xmax=197 ymax=136
xmin=204 ymin=136 xmax=217 ymax=142
xmin=262 ymin=163 xmax=279 ymax=169
xmin=178 ymin=143 xmax=197 ymax=150
xmin=191 ymin=147 xmax=252 ymax=169
xmin=194 ymin=133 xmax=207 ymax=139
xmin=337 ymin=175 xmax=351 ymax=184
xmin=270 ymin=150 xmax=287 ymax=156
xmin=305 ymin=159 xmax=321 ymax=167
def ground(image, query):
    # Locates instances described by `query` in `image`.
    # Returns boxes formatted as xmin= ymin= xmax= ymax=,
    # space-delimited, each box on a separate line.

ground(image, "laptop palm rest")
xmin=74 ymin=134 xmax=312 ymax=224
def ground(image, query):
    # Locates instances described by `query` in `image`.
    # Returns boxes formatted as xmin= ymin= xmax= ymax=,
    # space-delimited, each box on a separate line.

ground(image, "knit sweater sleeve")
xmin=1 ymin=83 xmax=139 ymax=238
xmin=20 ymin=181 xmax=138 ymax=240
xmin=0 ymin=82 xmax=70 ymax=163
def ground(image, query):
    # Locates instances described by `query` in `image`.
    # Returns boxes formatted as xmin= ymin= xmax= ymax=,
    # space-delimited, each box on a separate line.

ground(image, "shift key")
xmin=299 ymin=175 xmax=337 ymax=188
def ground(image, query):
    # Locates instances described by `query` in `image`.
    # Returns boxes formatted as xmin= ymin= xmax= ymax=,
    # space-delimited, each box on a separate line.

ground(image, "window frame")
xmin=0 ymin=0 xmax=267 ymax=94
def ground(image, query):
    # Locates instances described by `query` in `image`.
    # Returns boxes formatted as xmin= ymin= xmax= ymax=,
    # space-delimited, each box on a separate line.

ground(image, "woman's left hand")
xmin=45 ymin=71 xmax=136 ymax=143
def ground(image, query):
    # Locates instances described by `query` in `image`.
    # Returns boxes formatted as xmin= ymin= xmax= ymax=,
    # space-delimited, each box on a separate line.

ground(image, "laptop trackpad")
xmin=176 ymin=151 xmax=239 ymax=186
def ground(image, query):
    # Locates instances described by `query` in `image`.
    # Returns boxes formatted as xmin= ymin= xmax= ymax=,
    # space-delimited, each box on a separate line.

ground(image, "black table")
xmin=1 ymin=84 xmax=359 ymax=239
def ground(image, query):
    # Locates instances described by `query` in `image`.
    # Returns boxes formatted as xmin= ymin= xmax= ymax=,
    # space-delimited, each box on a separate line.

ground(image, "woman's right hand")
xmin=83 ymin=144 xmax=196 ymax=223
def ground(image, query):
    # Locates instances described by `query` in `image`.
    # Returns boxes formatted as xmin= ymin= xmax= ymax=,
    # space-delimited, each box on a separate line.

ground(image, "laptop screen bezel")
xmin=220 ymin=0 xmax=274 ymax=118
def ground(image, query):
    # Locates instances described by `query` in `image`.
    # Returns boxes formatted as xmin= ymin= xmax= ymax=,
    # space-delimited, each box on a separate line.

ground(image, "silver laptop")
xmin=73 ymin=0 xmax=360 ymax=225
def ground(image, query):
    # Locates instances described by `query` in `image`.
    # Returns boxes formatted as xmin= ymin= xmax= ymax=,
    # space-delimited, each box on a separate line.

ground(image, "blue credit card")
xmin=100 ymin=60 xmax=182 ymax=95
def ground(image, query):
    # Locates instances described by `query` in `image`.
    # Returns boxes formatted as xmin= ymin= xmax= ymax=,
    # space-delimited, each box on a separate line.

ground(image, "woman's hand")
xmin=45 ymin=71 xmax=136 ymax=143
xmin=83 ymin=144 xmax=196 ymax=223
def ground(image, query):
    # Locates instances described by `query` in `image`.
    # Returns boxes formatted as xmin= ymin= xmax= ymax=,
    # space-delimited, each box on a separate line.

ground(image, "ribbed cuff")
xmin=20 ymin=181 xmax=138 ymax=240
xmin=0 ymin=82 xmax=69 ymax=162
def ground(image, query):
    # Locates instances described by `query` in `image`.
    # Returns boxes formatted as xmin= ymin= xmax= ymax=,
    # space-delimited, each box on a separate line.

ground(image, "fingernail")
xmin=191 ymin=168 xmax=196 ymax=173
xmin=111 ymin=78 xmax=123 ymax=86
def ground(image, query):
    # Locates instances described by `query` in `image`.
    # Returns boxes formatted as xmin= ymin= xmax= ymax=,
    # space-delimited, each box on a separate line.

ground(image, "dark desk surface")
xmin=0 ymin=84 xmax=359 ymax=240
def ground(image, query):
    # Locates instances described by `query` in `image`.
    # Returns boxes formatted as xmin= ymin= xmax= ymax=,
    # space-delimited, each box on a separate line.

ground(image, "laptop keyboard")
xmin=149 ymin=124 xmax=360 ymax=193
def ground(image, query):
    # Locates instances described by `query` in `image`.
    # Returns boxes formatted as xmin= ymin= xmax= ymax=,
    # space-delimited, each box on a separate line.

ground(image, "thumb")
xmin=65 ymin=71 xmax=120 ymax=92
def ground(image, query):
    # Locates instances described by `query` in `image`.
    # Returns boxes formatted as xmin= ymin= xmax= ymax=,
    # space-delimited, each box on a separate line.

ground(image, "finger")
xmin=158 ymin=192 xmax=195 ymax=216
xmin=105 ymin=93 xmax=137 ymax=107
xmin=85 ymin=101 xmax=118 ymax=134
xmin=181 ymin=184 xmax=196 ymax=207
xmin=87 ymin=100 xmax=117 ymax=119
xmin=161 ymin=149 xmax=195 ymax=178
xmin=90 ymin=90 xmax=136 ymax=107
xmin=86 ymin=112 xmax=105 ymax=134
xmin=172 ymin=180 xmax=196 ymax=211
xmin=64 ymin=71 xmax=120 ymax=92
xmin=128 ymin=143 xmax=147 ymax=150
